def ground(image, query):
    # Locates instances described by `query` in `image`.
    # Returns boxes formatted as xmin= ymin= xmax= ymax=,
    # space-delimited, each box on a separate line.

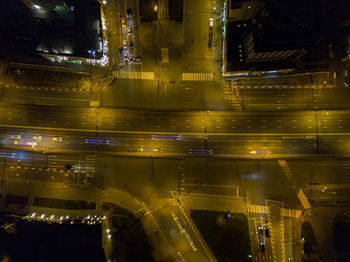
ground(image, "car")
xmin=129 ymin=56 xmax=135 ymax=63
xmin=208 ymin=30 xmax=213 ymax=48
xmin=138 ymin=147 xmax=163 ymax=152
xmin=260 ymin=243 xmax=266 ymax=252
xmin=129 ymin=41 xmax=134 ymax=49
xmin=124 ymin=52 xmax=128 ymax=61
xmin=0 ymin=152 xmax=16 ymax=158
xmin=123 ymin=40 xmax=127 ymax=50
xmin=209 ymin=17 xmax=214 ymax=28
xmin=188 ymin=148 xmax=213 ymax=154
xmin=121 ymin=17 xmax=126 ymax=28
xmin=127 ymin=27 xmax=132 ymax=36
xmin=14 ymin=140 xmax=37 ymax=147
xmin=65 ymin=164 xmax=74 ymax=170
xmin=119 ymin=48 xmax=123 ymax=56
xmin=127 ymin=8 xmax=132 ymax=18
xmin=152 ymin=134 xmax=181 ymax=140
xmin=136 ymin=55 xmax=141 ymax=62
xmin=264 ymin=226 xmax=269 ymax=238
xmin=208 ymin=39 xmax=212 ymax=48
xmin=85 ymin=139 xmax=110 ymax=145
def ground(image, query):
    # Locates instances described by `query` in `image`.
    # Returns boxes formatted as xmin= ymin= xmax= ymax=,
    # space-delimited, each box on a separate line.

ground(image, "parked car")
xmin=209 ymin=17 xmax=214 ymax=28
xmin=123 ymin=40 xmax=127 ymax=50
xmin=127 ymin=8 xmax=132 ymax=18
xmin=121 ymin=17 xmax=126 ymax=28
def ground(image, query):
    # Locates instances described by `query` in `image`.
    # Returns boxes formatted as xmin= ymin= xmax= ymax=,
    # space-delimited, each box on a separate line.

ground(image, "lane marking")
xmin=0 ymin=123 xmax=350 ymax=137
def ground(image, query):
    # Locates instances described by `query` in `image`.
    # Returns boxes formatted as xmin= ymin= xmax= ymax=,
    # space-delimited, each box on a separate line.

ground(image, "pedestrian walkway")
xmin=182 ymin=73 xmax=213 ymax=81
xmin=113 ymin=71 xmax=155 ymax=80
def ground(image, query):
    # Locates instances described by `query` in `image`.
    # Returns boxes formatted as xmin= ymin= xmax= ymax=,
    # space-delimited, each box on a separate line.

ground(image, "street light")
xmin=154 ymin=5 xmax=158 ymax=11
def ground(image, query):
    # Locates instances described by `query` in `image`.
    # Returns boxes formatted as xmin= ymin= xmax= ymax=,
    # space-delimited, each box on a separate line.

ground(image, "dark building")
xmin=1 ymin=0 xmax=103 ymax=59
xmin=226 ymin=0 xmax=324 ymax=72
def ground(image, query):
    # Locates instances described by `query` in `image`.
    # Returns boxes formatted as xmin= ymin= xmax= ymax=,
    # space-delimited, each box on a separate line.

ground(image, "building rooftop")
xmin=226 ymin=0 xmax=324 ymax=72
xmin=1 ymin=0 xmax=103 ymax=59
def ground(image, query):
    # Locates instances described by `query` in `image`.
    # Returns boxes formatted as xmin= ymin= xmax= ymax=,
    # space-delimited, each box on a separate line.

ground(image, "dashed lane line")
xmin=0 ymin=123 xmax=349 ymax=137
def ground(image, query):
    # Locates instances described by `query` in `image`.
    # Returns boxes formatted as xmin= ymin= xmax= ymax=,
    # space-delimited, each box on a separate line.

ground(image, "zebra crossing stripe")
xmin=113 ymin=71 xmax=155 ymax=80
xmin=280 ymin=208 xmax=302 ymax=218
xmin=182 ymin=73 xmax=213 ymax=81
xmin=247 ymin=204 xmax=269 ymax=214
xmin=160 ymin=48 xmax=169 ymax=63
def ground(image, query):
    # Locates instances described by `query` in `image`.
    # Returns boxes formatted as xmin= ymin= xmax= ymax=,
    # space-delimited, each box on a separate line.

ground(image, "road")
xmin=0 ymin=105 xmax=350 ymax=157
xmin=1 ymin=0 xmax=350 ymax=261
xmin=0 ymin=102 xmax=349 ymax=207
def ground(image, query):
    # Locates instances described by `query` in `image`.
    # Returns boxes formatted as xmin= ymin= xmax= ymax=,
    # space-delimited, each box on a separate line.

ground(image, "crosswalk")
xmin=280 ymin=208 xmax=302 ymax=218
xmin=246 ymin=204 xmax=269 ymax=214
xmin=182 ymin=73 xmax=213 ymax=81
xmin=113 ymin=71 xmax=155 ymax=80
xmin=160 ymin=48 xmax=169 ymax=63
xmin=224 ymin=81 xmax=243 ymax=111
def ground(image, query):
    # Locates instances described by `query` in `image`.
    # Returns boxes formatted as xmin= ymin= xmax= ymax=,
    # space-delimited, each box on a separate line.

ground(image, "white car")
xmin=123 ymin=40 xmax=127 ymax=50
xmin=127 ymin=27 xmax=132 ymax=36
xmin=209 ymin=18 xmax=214 ymax=28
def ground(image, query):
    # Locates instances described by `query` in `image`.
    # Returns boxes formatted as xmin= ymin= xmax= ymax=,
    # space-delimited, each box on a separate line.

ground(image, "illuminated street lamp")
xmin=154 ymin=5 xmax=158 ymax=11
xmin=33 ymin=4 xmax=41 ymax=9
